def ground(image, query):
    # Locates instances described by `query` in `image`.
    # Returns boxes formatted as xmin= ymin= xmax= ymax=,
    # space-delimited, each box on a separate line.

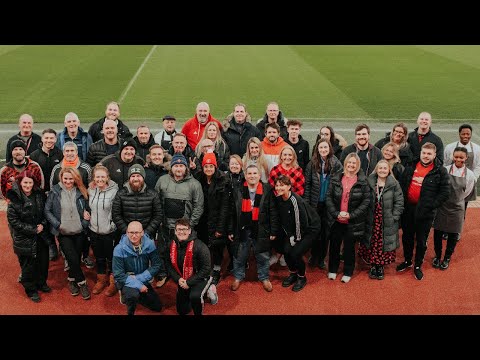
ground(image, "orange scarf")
xmin=62 ymin=156 xmax=79 ymax=168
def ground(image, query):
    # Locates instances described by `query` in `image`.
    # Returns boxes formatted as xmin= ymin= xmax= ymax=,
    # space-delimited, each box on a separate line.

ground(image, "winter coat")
xmin=364 ymin=174 xmax=404 ymax=252
xmin=181 ymin=114 xmax=222 ymax=150
xmin=112 ymin=183 xmax=162 ymax=238
xmin=88 ymin=181 xmax=119 ymax=235
xmin=340 ymin=143 xmax=383 ymax=176
xmin=407 ymin=127 xmax=444 ymax=165
xmin=6 ymin=132 xmax=42 ymax=163
xmin=285 ymin=135 xmax=310 ymax=173
xmin=88 ymin=118 xmax=132 ymax=144
xmin=256 ymin=111 xmax=288 ymax=140
xmin=44 ymin=183 xmax=89 ymax=236
xmin=144 ymin=155 xmax=172 ymax=190
xmin=99 ymin=152 xmax=145 ymax=188
xmin=315 ymin=133 xmax=348 ymax=161
xmin=29 ymin=146 xmax=63 ymax=192
xmin=55 ymin=127 xmax=92 ymax=162
xmin=222 ymin=115 xmax=262 ymax=157
xmin=374 ymin=134 xmax=413 ymax=167
xmin=112 ymin=233 xmax=160 ymax=290
xmin=304 ymin=155 xmax=343 ymax=206
xmin=7 ymin=184 xmax=48 ymax=257
xmin=0 ymin=158 xmax=45 ymax=200
xmin=86 ymin=138 xmax=121 ymax=167
xmin=133 ymin=134 xmax=157 ymax=162
xmin=326 ymin=171 xmax=371 ymax=241
xmin=50 ymin=160 xmax=91 ymax=190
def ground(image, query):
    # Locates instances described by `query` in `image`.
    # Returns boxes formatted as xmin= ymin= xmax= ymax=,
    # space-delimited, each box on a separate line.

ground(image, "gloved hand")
xmin=289 ymin=236 xmax=296 ymax=247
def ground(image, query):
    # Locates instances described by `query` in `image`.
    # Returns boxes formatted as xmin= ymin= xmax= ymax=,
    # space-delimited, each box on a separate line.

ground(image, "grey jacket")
xmin=88 ymin=181 xmax=119 ymax=234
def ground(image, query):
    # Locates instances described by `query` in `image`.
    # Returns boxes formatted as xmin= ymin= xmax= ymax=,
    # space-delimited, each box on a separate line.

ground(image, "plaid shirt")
xmin=0 ymin=158 xmax=45 ymax=200
xmin=268 ymin=164 xmax=305 ymax=196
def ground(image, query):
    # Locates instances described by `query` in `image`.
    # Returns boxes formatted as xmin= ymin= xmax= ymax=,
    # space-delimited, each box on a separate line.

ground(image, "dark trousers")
xmin=18 ymin=239 xmax=49 ymax=296
xmin=90 ymin=231 xmax=117 ymax=274
xmin=176 ymin=278 xmax=210 ymax=315
xmin=310 ymin=202 xmax=329 ymax=262
xmin=156 ymin=226 xmax=174 ymax=278
xmin=82 ymin=234 xmax=91 ymax=259
xmin=283 ymin=233 xmax=314 ymax=277
xmin=328 ymin=222 xmax=355 ymax=276
xmin=59 ymin=233 xmax=86 ymax=283
xmin=401 ymin=203 xmax=433 ymax=267
xmin=122 ymin=284 xmax=162 ymax=315
xmin=433 ymin=229 xmax=459 ymax=259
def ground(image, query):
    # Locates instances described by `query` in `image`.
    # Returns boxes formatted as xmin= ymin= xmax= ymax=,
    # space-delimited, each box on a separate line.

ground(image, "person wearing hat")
xmin=154 ymin=115 xmax=179 ymax=151
xmin=193 ymin=152 xmax=230 ymax=285
xmin=1 ymin=139 xmax=45 ymax=200
xmin=5 ymin=114 xmax=42 ymax=163
xmin=155 ymin=153 xmax=204 ymax=287
xmin=99 ymin=138 xmax=145 ymax=188
xmin=111 ymin=163 xmax=163 ymax=295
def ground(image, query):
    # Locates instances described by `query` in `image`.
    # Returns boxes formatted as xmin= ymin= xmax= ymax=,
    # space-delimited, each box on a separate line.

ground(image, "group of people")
xmin=1 ymin=101 xmax=478 ymax=315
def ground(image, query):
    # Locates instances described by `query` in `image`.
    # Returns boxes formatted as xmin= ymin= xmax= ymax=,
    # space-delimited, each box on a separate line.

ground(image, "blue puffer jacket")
xmin=112 ymin=233 xmax=161 ymax=290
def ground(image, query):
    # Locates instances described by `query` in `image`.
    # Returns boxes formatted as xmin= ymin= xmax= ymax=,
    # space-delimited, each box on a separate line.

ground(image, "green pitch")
xmin=1 ymin=45 xmax=480 ymax=123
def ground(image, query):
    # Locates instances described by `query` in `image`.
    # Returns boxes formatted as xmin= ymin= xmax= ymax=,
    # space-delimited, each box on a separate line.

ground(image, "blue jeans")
xmin=232 ymin=227 xmax=270 ymax=282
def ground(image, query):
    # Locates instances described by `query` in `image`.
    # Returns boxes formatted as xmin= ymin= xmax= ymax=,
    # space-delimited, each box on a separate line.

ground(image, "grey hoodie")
xmin=88 ymin=180 xmax=119 ymax=234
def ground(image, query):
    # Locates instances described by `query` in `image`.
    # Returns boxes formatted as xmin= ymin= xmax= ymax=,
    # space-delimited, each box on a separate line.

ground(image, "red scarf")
xmin=241 ymin=181 xmax=263 ymax=225
xmin=170 ymin=240 xmax=194 ymax=280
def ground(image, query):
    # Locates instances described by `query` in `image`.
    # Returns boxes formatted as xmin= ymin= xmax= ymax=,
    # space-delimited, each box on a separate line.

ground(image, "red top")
xmin=407 ymin=162 xmax=434 ymax=204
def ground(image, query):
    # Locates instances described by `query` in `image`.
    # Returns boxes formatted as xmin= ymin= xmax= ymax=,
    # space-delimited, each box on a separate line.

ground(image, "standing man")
xmin=340 ymin=124 xmax=382 ymax=176
xmin=89 ymin=101 xmax=132 ymax=143
xmin=56 ymin=112 xmax=92 ymax=162
xmin=112 ymin=221 xmax=162 ymax=315
xmin=222 ymin=103 xmax=261 ymax=157
xmin=154 ymin=115 xmax=179 ymax=150
xmin=182 ymin=102 xmax=222 ymax=150
xmin=133 ymin=125 xmax=156 ymax=162
xmin=444 ymin=124 xmax=480 ymax=210
xmin=262 ymin=122 xmax=287 ymax=172
xmin=256 ymin=102 xmax=288 ymax=140
xmin=285 ymin=119 xmax=310 ymax=173
xmin=407 ymin=111 xmax=444 ymax=165
xmin=397 ymin=142 xmax=450 ymax=280
xmin=86 ymin=119 xmax=121 ymax=167
xmin=5 ymin=114 xmax=42 ymax=163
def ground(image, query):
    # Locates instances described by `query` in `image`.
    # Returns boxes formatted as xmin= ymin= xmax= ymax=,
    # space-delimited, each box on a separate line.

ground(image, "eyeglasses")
xmin=175 ymin=228 xmax=190 ymax=232
xmin=127 ymin=231 xmax=142 ymax=236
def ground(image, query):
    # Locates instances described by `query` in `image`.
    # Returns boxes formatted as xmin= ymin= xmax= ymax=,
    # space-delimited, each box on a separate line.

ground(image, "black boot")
xmin=368 ymin=265 xmax=378 ymax=279
xmin=377 ymin=265 xmax=384 ymax=280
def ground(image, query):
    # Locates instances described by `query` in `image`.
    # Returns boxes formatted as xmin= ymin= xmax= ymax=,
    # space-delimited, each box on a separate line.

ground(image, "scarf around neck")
xmin=241 ymin=181 xmax=263 ymax=227
xmin=170 ymin=240 xmax=194 ymax=280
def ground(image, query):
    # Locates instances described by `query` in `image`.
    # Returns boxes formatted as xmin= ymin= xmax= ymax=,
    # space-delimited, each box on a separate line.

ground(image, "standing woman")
xmin=269 ymin=145 xmax=305 ymax=196
xmin=326 ymin=153 xmax=371 ymax=283
xmin=7 ymin=171 xmax=50 ymax=302
xmin=202 ymin=121 xmax=230 ymax=171
xmin=358 ymin=160 xmax=404 ymax=280
xmin=45 ymin=167 xmax=91 ymax=300
xmin=274 ymin=175 xmax=321 ymax=292
xmin=432 ymin=147 xmax=475 ymax=270
xmin=304 ymin=138 xmax=343 ymax=269
xmin=242 ymin=137 xmax=269 ymax=183
xmin=381 ymin=142 xmax=405 ymax=180
xmin=375 ymin=122 xmax=413 ymax=167
xmin=88 ymin=165 xmax=119 ymax=295
xmin=315 ymin=125 xmax=347 ymax=160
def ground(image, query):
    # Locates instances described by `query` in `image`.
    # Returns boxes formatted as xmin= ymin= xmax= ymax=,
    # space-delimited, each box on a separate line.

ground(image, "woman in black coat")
xmin=326 ymin=153 xmax=371 ymax=283
xmin=7 ymin=171 xmax=50 ymax=303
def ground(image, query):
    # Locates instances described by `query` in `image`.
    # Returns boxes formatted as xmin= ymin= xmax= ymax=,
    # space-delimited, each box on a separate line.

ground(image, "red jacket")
xmin=0 ymin=158 xmax=45 ymax=200
xmin=181 ymin=114 xmax=222 ymax=150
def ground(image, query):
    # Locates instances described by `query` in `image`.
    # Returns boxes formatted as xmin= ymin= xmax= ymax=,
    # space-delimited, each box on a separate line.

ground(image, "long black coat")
xmin=326 ymin=171 xmax=371 ymax=241
xmin=7 ymin=185 xmax=48 ymax=257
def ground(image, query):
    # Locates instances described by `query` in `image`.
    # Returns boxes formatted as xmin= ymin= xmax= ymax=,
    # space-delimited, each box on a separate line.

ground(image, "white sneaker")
xmin=279 ymin=255 xmax=287 ymax=267
xmin=341 ymin=275 xmax=351 ymax=283
xmin=207 ymin=284 xmax=218 ymax=305
xmin=327 ymin=272 xmax=337 ymax=280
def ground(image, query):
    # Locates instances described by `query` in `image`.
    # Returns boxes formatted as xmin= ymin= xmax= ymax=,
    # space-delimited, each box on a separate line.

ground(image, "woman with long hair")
xmin=358 ymin=160 xmax=404 ymax=280
xmin=315 ymin=125 xmax=347 ymax=160
xmin=381 ymin=142 xmax=405 ymax=180
xmin=375 ymin=122 xmax=413 ymax=167
xmin=45 ymin=167 xmax=91 ymax=300
xmin=242 ymin=137 xmax=269 ymax=183
xmin=326 ymin=153 xmax=371 ymax=283
xmin=304 ymin=138 xmax=343 ymax=269
xmin=88 ymin=165 xmax=119 ymax=296
xmin=7 ymin=171 xmax=50 ymax=302
xmin=268 ymin=145 xmax=305 ymax=196
xmin=201 ymin=121 xmax=230 ymax=171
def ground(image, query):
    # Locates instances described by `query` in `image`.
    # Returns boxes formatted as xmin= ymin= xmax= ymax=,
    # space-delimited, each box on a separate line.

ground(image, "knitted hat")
xmin=171 ymin=153 xmax=188 ymax=167
xmin=120 ymin=138 xmax=137 ymax=152
xmin=10 ymin=139 xmax=26 ymax=152
xmin=128 ymin=164 xmax=146 ymax=179
xmin=202 ymin=152 xmax=217 ymax=168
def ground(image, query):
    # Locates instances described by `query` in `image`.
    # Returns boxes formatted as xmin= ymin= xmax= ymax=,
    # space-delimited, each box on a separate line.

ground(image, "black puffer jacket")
xmin=222 ymin=116 xmax=262 ymax=157
xmin=99 ymin=152 xmax=145 ymax=188
xmin=256 ymin=111 xmax=288 ymax=140
xmin=7 ymin=184 xmax=48 ymax=257
xmin=29 ymin=146 xmax=63 ymax=192
xmin=112 ymin=183 xmax=163 ymax=237
xmin=303 ymin=156 xmax=343 ymax=206
xmin=133 ymin=134 xmax=157 ymax=162
xmin=407 ymin=128 xmax=444 ymax=165
xmin=86 ymin=138 xmax=121 ymax=167
xmin=88 ymin=118 xmax=132 ymax=144
xmin=326 ymin=171 xmax=371 ymax=241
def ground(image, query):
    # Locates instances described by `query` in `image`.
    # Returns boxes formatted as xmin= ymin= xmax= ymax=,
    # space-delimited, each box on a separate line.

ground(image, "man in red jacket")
xmin=181 ymin=102 xmax=222 ymax=150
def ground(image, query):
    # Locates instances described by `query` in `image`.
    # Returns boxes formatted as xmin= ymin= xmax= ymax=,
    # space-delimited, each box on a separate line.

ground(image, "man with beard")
xmin=340 ymin=123 xmax=383 ymax=176
xmin=262 ymin=122 xmax=287 ymax=172
xmin=87 ymin=119 xmax=122 ymax=167
xmin=5 ymin=114 xmax=42 ymax=163
xmin=397 ymin=142 xmax=450 ymax=280
xmin=88 ymin=101 xmax=132 ymax=143
xmin=181 ymin=102 xmax=222 ymax=150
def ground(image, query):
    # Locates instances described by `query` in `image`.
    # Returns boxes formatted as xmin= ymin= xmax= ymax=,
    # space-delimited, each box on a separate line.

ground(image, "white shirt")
xmin=444 ymin=141 xmax=480 ymax=180
xmin=444 ymin=164 xmax=476 ymax=201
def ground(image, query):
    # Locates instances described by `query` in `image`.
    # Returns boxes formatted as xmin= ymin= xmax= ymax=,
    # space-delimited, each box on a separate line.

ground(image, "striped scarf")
xmin=240 ymin=181 xmax=263 ymax=227
xmin=170 ymin=240 xmax=194 ymax=280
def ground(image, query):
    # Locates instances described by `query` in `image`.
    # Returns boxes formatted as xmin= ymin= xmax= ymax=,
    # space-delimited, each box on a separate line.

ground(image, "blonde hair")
xmin=89 ymin=164 xmax=111 ymax=188
xmin=242 ymin=137 xmax=269 ymax=176
xmin=59 ymin=167 xmax=88 ymax=199
xmin=382 ymin=142 xmax=401 ymax=170
xmin=278 ymin=145 xmax=299 ymax=169
xmin=201 ymin=121 xmax=227 ymax=154
xmin=343 ymin=153 xmax=361 ymax=175
xmin=373 ymin=159 xmax=392 ymax=178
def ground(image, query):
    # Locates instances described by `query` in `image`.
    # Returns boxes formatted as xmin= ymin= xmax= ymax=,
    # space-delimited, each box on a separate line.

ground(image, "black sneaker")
xmin=432 ymin=257 xmax=441 ymax=269
xmin=317 ymin=260 xmax=326 ymax=270
xmin=29 ymin=292 xmax=40 ymax=303
xmin=368 ymin=266 xmax=378 ymax=279
xmin=292 ymin=276 xmax=307 ymax=292
xmin=414 ymin=266 xmax=424 ymax=280
xmin=38 ymin=284 xmax=52 ymax=293
xmin=79 ymin=284 xmax=91 ymax=300
xmin=82 ymin=256 xmax=95 ymax=269
xmin=282 ymin=273 xmax=298 ymax=287
xmin=396 ymin=261 xmax=413 ymax=272
xmin=68 ymin=281 xmax=80 ymax=296
xmin=377 ymin=265 xmax=384 ymax=280
xmin=440 ymin=258 xmax=450 ymax=270
xmin=212 ymin=270 xmax=221 ymax=285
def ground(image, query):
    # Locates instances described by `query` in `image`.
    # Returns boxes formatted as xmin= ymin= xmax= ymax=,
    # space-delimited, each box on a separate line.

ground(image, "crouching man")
xmin=112 ymin=221 xmax=162 ymax=315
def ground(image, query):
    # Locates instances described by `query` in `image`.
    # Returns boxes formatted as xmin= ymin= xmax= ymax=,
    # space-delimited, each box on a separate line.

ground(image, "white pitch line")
xmin=118 ymin=45 xmax=157 ymax=103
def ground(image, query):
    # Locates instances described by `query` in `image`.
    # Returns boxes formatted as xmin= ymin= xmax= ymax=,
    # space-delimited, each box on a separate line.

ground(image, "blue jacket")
xmin=112 ymin=233 xmax=161 ymax=290
xmin=56 ymin=126 xmax=93 ymax=161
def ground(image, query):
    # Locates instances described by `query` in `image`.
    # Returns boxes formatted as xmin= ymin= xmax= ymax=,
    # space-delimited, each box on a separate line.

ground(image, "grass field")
xmin=1 ymin=45 xmax=480 ymax=123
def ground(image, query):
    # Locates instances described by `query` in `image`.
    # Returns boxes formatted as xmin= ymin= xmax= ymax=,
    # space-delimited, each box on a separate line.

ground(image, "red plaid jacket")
xmin=0 ymin=158 xmax=44 ymax=200
xmin=268 ymin=164 xmax=305 ymax=196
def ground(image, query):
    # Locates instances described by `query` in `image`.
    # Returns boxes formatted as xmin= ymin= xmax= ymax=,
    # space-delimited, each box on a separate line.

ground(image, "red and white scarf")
xmin=170 ymin=240 xmax=194 ymax=280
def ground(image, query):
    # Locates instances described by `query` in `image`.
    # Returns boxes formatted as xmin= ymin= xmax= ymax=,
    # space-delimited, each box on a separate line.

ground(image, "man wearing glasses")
xmin=166 ymin=218 xmax=217 ymax=315
xmin=112 ymin=221 xmax=162 ymax=315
